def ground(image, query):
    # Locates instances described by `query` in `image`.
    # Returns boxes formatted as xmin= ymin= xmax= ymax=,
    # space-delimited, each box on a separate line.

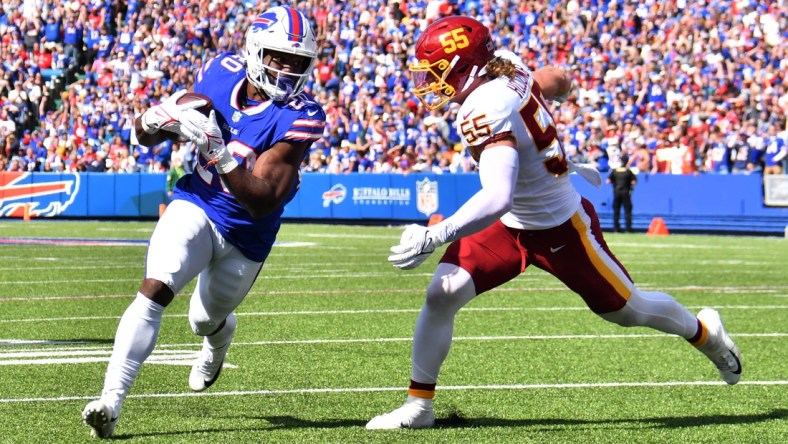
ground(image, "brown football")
xmin=176 ymin=92 xmax=214 ymax=116
xmin=154 ymin=92 xmax=214 ymax=143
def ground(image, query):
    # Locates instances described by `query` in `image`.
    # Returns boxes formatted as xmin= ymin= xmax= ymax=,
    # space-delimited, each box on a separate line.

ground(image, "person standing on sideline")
xmin=607 ymin=154 xmax=637 ymax=232
xmin=82 ymin=6 xmax=325 ymax=439
xmin=165 ymin=156 xmax=186 ymax=198
xmin=366 ymin=15 xmax=741 ymax=430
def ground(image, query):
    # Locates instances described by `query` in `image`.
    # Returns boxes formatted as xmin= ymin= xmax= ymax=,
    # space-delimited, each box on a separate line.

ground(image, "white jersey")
xmin=456 ymin=50 xmax=580 ymax=230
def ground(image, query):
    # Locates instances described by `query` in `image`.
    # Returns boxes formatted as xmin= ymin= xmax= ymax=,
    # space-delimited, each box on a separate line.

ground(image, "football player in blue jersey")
xmin=83 ymin=6 xmax=325 ymax=439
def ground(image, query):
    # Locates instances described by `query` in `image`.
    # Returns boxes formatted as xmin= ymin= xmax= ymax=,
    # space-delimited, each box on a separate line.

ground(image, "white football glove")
xmin=140 ymin=90 xmax=208 ymax=135
xmin=179 ymin=109 xmax=239 ymax=174
xmin=388 ymin=224 xmax=442 ymax=270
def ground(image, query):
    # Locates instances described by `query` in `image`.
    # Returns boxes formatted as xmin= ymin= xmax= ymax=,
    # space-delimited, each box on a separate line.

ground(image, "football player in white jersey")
xmin=82 ymin=6 xmax=325 ymax=438
xmin=367 ymin=15 xmax=742 ymax=430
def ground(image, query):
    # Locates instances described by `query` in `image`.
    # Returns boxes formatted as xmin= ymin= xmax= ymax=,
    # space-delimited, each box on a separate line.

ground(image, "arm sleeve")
xmin=431 ymin=145 xmax=518 ymax=244
xmin=774 ymin=145 xmax=787 ymax=163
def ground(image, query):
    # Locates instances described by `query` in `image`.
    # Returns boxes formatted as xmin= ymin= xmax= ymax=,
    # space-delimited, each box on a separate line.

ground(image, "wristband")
xmin=211 ymin=149 xmax=239 ymax=175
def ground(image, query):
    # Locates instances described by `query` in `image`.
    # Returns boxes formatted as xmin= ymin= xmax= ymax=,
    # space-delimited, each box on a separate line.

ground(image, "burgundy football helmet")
xmin=409 ymin=16 xmax=495 ymax=110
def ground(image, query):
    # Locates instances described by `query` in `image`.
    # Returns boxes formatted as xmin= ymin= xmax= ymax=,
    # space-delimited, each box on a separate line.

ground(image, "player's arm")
xmin=388 ymin=140 xmax=518 ymax=270
xmin=179 ymin=107 xmax=313 ymax=218
xmin=532 ymin=65 xmax=573 ymax=103
xmin=434 ymin=139 xmax=518 ymax=242
xmin=133 ymin=117 xmax=169 ymax=147
xmin=438 ymin=100 xmax=518 ymax=242
xmin=222 ymin=140 xmax=310 ymax=219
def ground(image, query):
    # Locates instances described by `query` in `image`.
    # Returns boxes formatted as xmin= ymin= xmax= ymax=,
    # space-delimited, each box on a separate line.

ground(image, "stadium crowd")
xmin=0 ymin=0 xmax=786 ymax=176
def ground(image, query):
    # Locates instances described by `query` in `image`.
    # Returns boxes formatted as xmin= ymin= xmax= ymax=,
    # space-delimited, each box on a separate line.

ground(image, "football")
xmin=155 ymin=92 xmax=214 ymax=144
xmin=176 ymin=92 xmax=214 ymax=116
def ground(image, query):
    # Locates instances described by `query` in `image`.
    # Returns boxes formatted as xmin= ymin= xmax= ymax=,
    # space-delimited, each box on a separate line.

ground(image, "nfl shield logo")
xmin=232 ymin=111 xmax=242 ymax=122
xmin=416 ymin=178 xmax=438 ymax=217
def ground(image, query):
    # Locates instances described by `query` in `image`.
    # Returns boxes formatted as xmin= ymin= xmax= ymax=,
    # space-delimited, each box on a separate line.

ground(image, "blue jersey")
xmin=764 ymin=136 xmax=786 ymax=167
xmin=174 ymin=53 xmax=325 ymax=262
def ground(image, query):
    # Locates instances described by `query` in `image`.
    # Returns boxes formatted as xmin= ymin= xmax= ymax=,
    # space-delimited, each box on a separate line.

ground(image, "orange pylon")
xmin=646 ymin=217 xmax=669 ymax=236
xmin=428 ymin=213 xmax=444 ymax=226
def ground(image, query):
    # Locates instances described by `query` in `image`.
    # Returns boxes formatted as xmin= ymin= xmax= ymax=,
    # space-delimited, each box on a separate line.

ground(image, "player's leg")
xmin=538 ymin=198 xmax=741 ymax=384
xmin=188 ymin=239 xmax=262 ymax=392
xmin=83 ymin=200 xmax=214 ymax=438
xmin=367 ymin=221 xmax=524 ymax=430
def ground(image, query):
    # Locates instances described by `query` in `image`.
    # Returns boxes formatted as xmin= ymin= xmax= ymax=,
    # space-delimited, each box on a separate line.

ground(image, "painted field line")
xmin=0 ymin=272 xmax=437 ymax=285
xmin=224 ymin=332 xmax=786 ymax=346
xmin=2 ymin=380 xmax=786 ymax=404
xmin=2 ymin=284 xmax=788 ymax=302
xmin=1 ymin=305 xmax=788 ymax=324
xmin=3 ymin=333 xmax=785 ymax=353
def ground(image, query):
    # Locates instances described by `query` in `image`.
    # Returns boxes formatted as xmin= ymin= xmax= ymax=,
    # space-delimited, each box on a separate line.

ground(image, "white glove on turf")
xmin=140 ymin=90 xmax=208 ymax=136
xmin=179 ymin=109 xmax=238 ymax=174
xmin=388 ymin=224 xmax=443 ymax=270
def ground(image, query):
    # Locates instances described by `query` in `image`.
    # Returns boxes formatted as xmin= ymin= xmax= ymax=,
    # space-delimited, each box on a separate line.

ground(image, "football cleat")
xmin=696 ymin=308 xmax=742 ymax=385
xmin=189 ymin=343 xmax=229 ymax=392
xmin=82 ymin=400 xmax=118 ymax=439
xmin=366 ymin=396 xmax=436 ymax=430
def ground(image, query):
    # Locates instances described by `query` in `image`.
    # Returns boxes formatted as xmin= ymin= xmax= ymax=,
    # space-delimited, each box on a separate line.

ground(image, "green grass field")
xmin=0 ymin=221 xmax=786 ymax=443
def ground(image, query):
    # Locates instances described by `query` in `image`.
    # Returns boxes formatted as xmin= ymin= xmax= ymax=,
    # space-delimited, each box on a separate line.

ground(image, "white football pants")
xmin=100 ymin=199 xmax=262 ymax=415
xmin=148 ymin=199 xmax=262 ymax=331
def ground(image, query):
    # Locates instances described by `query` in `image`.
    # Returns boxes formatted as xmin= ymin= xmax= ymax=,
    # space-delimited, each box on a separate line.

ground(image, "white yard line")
xmin=1 ymin=305 xmax=787 ymax=324
xmin=1 ymin=332 xmax=785 ymax=353
xmin=1 ymin=285 xmax=788 ymax=302
xmin=1 ymin=380 xmax=786 ymax=404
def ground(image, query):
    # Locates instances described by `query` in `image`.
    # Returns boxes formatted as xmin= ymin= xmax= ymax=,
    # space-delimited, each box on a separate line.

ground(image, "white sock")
xmin=601 ymin=290 xmax=699 ymax=338
xmin=204 ymin=313 xmax=236 ymax=350
xmin=406 ymin=395 xmax=433 ymax=407
xmin=100 ymin=293 xmax=165 ymax=417
xmin=411 ymin=304 xmax=455 ymax=383
xmin=411 ymin=264 xmax=477 ymax=383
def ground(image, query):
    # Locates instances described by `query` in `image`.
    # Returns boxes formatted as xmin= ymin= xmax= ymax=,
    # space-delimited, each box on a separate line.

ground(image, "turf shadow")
xmin=250 ymin=415 xmax=367 ymax=429
xmin=89 ymin=410 xmax=788 ymax=439
xmin=433 ymin=408 xmax=788 ymax=430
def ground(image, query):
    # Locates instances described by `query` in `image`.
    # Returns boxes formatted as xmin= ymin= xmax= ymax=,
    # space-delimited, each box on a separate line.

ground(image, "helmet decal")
xmin=284 ymin=7 xmax=305 ymax=42
xmin=251 ymin=12 xmax=276 ymax=31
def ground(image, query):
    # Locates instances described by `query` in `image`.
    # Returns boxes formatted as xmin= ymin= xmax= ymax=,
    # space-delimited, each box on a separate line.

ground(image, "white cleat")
xmin=366 ymin=396 xmax=435 ymax=430
xmin=82 ymin=400 xmax=118 ymax=439
xmin=696 ymin=308 xmax=742 ymax=385
xmin=189 ymin=343 xmax=229 ymax=392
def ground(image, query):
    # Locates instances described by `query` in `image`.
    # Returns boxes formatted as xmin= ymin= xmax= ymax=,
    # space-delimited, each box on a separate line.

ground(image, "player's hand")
xmin=388 ymin=224 xmax=440 ymax=270
xmin=179 ymin=109 xmax=239 ymax=174
xmin=140 ymin=90 xmax=207 ymax=135
xmin=552 ymin=79 xmax=574 ymax=104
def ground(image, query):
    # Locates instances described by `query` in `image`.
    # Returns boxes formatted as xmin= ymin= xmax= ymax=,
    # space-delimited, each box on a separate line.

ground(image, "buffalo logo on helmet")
xmin=250 ymin=13 xmax=276 ymax=32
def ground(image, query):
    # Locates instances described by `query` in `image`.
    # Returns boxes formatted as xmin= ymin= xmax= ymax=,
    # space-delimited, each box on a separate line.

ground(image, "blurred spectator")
xmin=165 ymin=157 xmax=185 ymax=197
xmin=764 ymin=123 xmax=787 ymax=175
xmin=0 ymin=0 xmax=784 ymax=177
